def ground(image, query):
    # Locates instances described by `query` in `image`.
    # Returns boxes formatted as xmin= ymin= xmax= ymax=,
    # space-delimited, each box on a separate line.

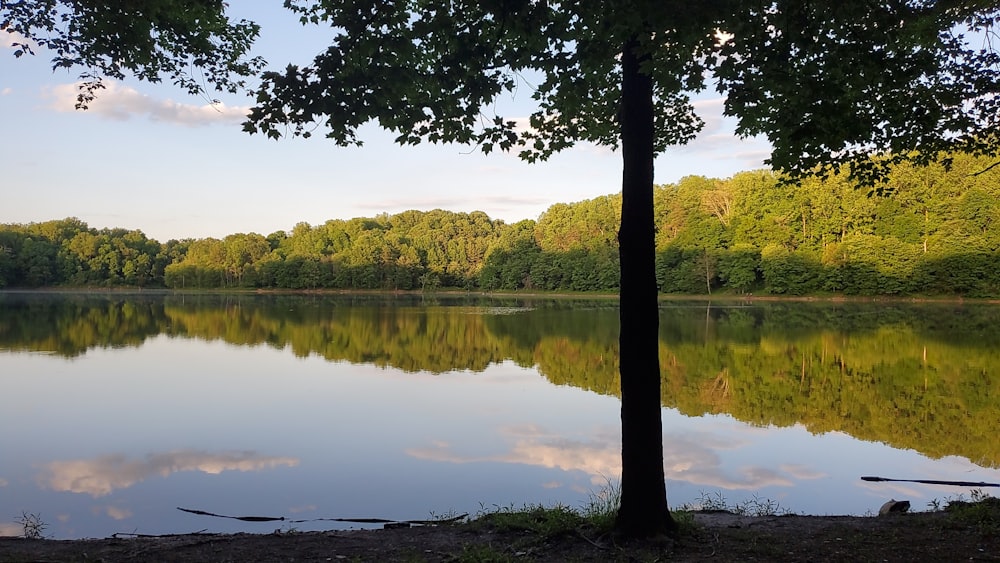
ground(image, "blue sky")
xmin=1 ymin=6 xmax=771 ymax=242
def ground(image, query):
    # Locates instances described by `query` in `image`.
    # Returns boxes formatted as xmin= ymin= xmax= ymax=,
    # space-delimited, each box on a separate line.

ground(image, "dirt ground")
xmin=2 ymin=508 xmax=999 ymax=562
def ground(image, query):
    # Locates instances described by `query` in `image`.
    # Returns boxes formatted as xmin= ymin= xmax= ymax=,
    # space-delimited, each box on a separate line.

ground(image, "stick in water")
xmin=861 ymin=476 xmax=1000 ymax=488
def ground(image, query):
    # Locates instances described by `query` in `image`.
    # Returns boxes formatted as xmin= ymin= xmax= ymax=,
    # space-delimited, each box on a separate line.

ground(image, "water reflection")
xmin=39 ymin=450 xmax=299 ymax=497
xmin=407 ymin=424 xmax=825 ymax=491
xmin=2 ymin=292 xmax=997 ymax=468
xmin=1 ymin=292 xmax=999 ymax=538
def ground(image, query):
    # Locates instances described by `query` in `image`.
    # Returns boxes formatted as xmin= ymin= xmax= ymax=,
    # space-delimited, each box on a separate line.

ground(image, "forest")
xmin=2 ymin=152 xmax=999 ymax=296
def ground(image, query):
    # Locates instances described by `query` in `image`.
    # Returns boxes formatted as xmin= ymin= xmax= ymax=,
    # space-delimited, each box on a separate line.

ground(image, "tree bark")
xmin=615 ymin=35 xmax=676 ymax=537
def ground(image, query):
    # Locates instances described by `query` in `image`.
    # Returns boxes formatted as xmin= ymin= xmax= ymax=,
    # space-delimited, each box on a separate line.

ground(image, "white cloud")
xmin=45 ymin=81 xmax=250 ymax=126
xmin=38 ymin=449 xmax=299 ymax=497
xmin=1 ymin=88 xmax=11 ymax=96
xmin=0 ymin=477 xmax=7 ymax=487
xmin=656 ymin=96 xmax=770 ymax=173
xmin=354 ymin=194 xmax=551 ymax=214
xmin=0 ymin=522 xmax=22 ymax=536
xmin=692 ymin=97 xmax=728 ymax=130
xmin=2 ymin=29 xmax=39 ymax=60
xmin=2 ymin=29 xmax=25 ymax=50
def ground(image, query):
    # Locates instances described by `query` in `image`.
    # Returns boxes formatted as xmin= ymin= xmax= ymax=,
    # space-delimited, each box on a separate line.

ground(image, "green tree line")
xmin=3 ymin=153 xmax=999 ymax=296
xmin=2 ymin=294 xmax=998 ymax=468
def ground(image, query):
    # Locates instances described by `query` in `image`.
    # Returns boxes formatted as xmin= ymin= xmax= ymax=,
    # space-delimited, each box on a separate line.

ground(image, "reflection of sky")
xmin=2 ymin=336 xmax=999 ymax=538
xmin=39 ymin=450 xmax=299 ymax=497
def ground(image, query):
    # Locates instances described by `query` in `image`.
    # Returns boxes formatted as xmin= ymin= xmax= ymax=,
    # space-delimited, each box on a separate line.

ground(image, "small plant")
xmin=736 ymin=494 xmax=791 ymax=517
xmin=427 ymin=508 xmax=467 ymax=525
xmin=970 ymin=488 xmax=990 ymax=503
xmin=671 ymin=508 xmax=695 ymax=528
xmin=581 ymin=476 xmax=621 ymax=533
xmin=678 ymin=490 xmax=731 ymax=513
xmin=15 ymin=511 xmax=47 ymax=539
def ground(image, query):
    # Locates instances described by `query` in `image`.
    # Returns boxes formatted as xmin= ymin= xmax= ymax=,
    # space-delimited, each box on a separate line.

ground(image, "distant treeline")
xmin=2 ymin=152 xmax=999 ymax=296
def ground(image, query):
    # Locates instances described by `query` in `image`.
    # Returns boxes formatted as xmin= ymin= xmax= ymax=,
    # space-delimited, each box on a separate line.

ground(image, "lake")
xmin=1 ymin=291 xmax=999 ymax=539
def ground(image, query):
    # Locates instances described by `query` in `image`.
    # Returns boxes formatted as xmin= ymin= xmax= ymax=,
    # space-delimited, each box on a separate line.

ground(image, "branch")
xmin=969 ymin=160 xmax=1000 ymax=176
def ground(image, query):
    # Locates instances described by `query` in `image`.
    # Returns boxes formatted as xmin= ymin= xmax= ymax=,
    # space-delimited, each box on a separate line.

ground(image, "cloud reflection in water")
xmin=408 ymin=425 xmax=825 ymax=492
xmin=38 ymin=450 xmax=299 ymax=497
xmin=92 ymin=505 xmax=133 ymax=520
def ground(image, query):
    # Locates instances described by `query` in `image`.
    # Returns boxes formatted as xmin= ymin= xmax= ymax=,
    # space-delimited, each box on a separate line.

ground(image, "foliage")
xmin=237 ymin=2 xmax=1000 ymax=184
xmin=2 ymin=1 xmax=264 ymax=108
xmin=945 ymin=492 xmax=1000 ymax=533
xmin=716 ymin=2 xmax=1000 ymax=184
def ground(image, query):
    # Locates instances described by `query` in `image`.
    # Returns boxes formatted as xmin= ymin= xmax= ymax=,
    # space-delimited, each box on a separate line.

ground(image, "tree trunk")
xmin=615 ymin=35 xmax=676 ymax=538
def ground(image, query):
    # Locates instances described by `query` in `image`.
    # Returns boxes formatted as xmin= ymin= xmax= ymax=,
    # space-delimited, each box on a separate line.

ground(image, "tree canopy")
xmin=242 ymin=2 xmax=1000 ymax=180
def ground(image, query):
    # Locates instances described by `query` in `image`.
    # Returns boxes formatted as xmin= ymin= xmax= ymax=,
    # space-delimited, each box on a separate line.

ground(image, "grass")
xmin=677 ymin=490 xmax=792 ymax=517
xmin=469 ymin=485 xmax=794 ymax=543
xmin=452 ymin=543 xmax=520 ymax=562
xmin=471 ymin=477 xmax=623 ymax=539
xmin=472 ymin=503 xmax=587 ymax=538
xmin=463 ymin=482 xmax=802 ymax=563
xmin=943 ymin=490 xmax=1000 ymax=532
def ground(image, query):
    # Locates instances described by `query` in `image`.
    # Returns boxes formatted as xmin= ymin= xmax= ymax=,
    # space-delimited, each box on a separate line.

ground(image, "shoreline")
xmin=1 ymin=286 xmax=993 ymax=305
xmin=2 ymin=506 xmax=997 ymax=562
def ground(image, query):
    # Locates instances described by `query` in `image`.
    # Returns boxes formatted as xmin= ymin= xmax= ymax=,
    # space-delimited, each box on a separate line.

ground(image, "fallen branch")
xmin=111 ymin=529 xmax=214 ymax=538
xmin=861 ymin=476 xmax=1000 ymax=488
xmin=177 ymin=507 xmax=468 ymax=526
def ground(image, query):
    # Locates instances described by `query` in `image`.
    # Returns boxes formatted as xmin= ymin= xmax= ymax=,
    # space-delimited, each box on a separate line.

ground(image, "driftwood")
xmin=177 ymin=507 xmax=469 ymax=526
xmin=861 ymin=476 xmax=1000 ymax=488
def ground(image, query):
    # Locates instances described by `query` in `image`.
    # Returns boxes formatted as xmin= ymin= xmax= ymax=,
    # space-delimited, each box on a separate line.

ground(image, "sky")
xmin=1 ymin=6 xmax=772 ymax=243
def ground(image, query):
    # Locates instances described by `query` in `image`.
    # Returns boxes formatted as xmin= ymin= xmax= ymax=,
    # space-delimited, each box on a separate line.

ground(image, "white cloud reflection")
xmin=93 ymin=505 xmax=133 ymax=520
xmin=408 ymin=425 xmax=823 ymax=492
xmin=38 ymin=450 xmax=299 ymax=497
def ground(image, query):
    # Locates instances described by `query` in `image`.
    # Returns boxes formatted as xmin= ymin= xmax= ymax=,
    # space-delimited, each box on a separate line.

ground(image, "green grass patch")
xmin=677 ymin=490 xmax=792 ymax=517
xmin=944 ymin=491 xmax=1000 ymax=532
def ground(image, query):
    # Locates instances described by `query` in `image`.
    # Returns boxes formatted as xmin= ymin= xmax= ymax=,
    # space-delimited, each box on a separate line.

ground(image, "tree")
xmin=6 ymin=0 xmax=999 ymax=538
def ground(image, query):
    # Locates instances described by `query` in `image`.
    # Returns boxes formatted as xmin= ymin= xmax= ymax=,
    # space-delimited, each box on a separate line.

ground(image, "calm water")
xmin=1 ymin=291 xmax=999 ymax=539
